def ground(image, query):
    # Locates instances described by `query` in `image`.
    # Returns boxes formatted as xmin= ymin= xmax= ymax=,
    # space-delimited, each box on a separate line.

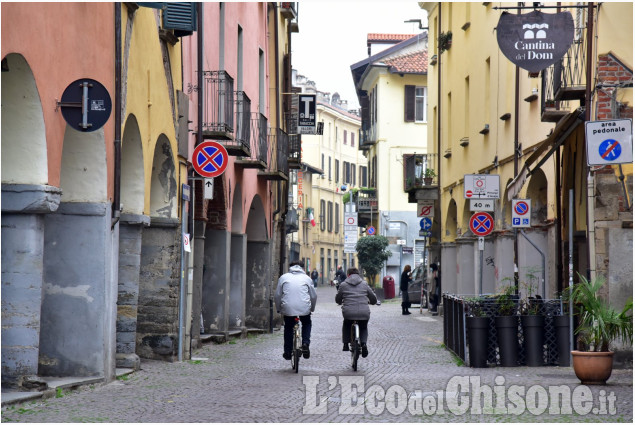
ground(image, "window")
xmin=360 ymin=166 xmax=368 ymax=187
xmin=327 ymin=201 xmax=333 ymax=232
xmin=351 ymin=132 xmax=355 ymax=147
xmin=328 ymin=156 xmax=332 ymax=180
xmin=335 ymin=203 xmax=340 ymax=233
xmin=351 ymin=164 xmax=356 ymax=186
xmin=405 ymin=85 xmax=427 ymax=123
xmin=415 ymin=87 xmax=427 ymax=122
xmin=344 ymin=162 xmax=350 ymax=184
xmin=321 ymin=154 xmax=325 ymax=173
xmin=335 ymin=159 xmax=340 ymax=183
xmin=344 ymin=130 xmax=348 ymax=145
xmin=320 ymin=200 xmax=326 ymax=231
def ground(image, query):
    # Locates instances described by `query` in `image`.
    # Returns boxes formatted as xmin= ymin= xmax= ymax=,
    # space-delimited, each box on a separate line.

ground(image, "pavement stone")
xmin=1 ymin=285 xmax=632 ymax=423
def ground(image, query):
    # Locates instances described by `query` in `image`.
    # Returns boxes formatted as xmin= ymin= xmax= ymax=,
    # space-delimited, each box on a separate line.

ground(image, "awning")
xmin=507 ymin=109 xmax=584 ymax=200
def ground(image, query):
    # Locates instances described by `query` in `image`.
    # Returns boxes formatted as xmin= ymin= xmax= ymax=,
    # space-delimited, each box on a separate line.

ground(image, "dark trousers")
xmin=283 ymin=315 xmax=312 ymax=354
xmin=342 ymin=319 xmax=369 ymax=344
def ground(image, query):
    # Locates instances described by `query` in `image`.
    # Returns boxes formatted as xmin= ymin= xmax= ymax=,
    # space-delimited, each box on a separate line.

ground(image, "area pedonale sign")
xmin=496 ymin=11 xmax=574 ymax=73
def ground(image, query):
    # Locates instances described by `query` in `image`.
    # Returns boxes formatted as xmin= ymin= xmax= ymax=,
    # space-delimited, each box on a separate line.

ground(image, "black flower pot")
xmin=521 ymin=315 xmax=545 ymax=366
xmin=554 ymin=315 xmax=571 ymax=367
xmin=495 ymin=316 xmax=519 ymax=366
xmin=466 ymin=316 xmax=489 ymax=368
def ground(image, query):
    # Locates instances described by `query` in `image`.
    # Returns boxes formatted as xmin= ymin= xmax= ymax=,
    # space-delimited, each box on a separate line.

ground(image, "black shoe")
xmin=283 ymin=352 xmax=292 ymax=360
xmin=343 ymin=343 xmax=350 ymax=352
xmin=361 ymin=343 xmax=368 ymax=358
xmin=404 ymin=310 xmax=412 ymax=315
xmin=302 ymin=344 xmax=310 ymax=359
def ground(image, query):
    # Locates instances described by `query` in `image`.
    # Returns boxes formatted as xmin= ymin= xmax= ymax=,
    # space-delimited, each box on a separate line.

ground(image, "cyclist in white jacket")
xmin=274 ymin=261 xmax=317 ymax=360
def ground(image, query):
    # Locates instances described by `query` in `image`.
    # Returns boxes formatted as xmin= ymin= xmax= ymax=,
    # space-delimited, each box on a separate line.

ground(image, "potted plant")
xmin=424 ymin=168 xmax=436 ymax=185
xmin=465 ymin=296 xmax=490 ymax=368
xmin=544 ymin=99 xmax=556 ymax=108
xmin=438 ymin=31 xmax=452 ymax=53
xmin=495 ymin=282 xmax=519 ymax=366
xmin=519 ymin=269 xmax=545 ymax=366
xmin=554 ymin=301 xmax=571 ymax=367
xmin=570 ymin=274 xmax=633 ymax=385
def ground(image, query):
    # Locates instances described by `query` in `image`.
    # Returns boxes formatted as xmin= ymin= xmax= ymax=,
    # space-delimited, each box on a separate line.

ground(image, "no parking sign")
xmin=512 ymin=199 xmax=531 ymax=228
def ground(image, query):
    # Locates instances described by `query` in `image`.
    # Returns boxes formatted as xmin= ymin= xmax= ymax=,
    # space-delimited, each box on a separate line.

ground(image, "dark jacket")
xmin=311 ymin=270 xmax=319 ymax=280
xmin=335 ymin=268 xmax=346 ymax=283
xmin=400 ymin=270 xmax=411 ymax=292
xmin=335 ymin=273 xmax=377 ymax=320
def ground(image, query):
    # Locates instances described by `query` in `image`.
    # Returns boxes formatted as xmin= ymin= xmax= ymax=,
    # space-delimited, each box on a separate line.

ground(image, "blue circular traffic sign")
xmin=367 ymin=226 xmax=376 ymax=235
xmin=598 ymin=139 xmax=622 ymax=162
xmin=514 ymin=201 xmax=529 ymax=216
xmin=420 ymin=217 xmax=432 ymax=230
xmin=192 ymin=141 xmax=228 ymax=178
xmin=469 ymin=212 xmax=494 ymax=236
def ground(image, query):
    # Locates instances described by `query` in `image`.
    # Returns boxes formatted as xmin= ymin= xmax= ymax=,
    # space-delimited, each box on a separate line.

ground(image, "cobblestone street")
xmin=2 ymin=285 xmax=632 ymax=423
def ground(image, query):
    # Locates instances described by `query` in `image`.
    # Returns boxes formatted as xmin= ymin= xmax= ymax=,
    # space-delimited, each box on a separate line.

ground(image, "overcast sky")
xmin=292 ymin=1 xmax=428 ymax=110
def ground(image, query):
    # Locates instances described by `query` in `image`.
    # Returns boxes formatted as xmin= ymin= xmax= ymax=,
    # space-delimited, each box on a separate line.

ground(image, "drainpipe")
xmin=436 ymin=2 xmax=442 ymax=283
xmin=113 ymin=4 xmax=122 ymax=227
xmin=584 ymin=3 xmax=595 ymax=280
xmin=513 ymin=3 xmax=521 ymax=295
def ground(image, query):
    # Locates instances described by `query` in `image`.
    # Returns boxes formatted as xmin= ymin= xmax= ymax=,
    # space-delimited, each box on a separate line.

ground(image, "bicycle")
xmin=350 ymin=320 xmax=361 ymax=371
xmin=290 ymin=316 xmax=302 ymax=373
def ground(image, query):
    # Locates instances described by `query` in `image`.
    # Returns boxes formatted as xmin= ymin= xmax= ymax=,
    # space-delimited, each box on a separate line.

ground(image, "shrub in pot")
xmin=465 ymin=296 xmax=489 ymax=368
xmin=570 ymin=274 xmax=633 ymax=385
xmin=495 ymin=284 xmax=519 ymax=366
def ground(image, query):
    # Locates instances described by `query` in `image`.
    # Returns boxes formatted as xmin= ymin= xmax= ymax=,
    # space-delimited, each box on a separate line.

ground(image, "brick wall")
xmin=596 ymin=54 xmax=633 ymax=120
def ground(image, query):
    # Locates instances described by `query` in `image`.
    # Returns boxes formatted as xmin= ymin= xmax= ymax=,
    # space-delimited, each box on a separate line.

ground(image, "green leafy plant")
xmin=571 ymin=273 xmax=633 ymax=352
xmin=424 ymin=168 xmax=436 ymax=179
xmin=465 ymin=296 xmax=488 ymax=317
xmin=495 ymin=282 xmax=517 ymax=316
xmin=519 ymin=266 xmax=542 ymax=316
xmin=355 ymin=235 xmax=392 ymax=287
xmin=438 ymin=31 xmax=453 ymax=53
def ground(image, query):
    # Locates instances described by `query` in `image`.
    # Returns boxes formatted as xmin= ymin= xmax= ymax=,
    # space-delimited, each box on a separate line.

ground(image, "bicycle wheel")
xmin=350 ymin=324 xmax=359 ymax=371
xmin=293 ymin=347 xmax=300 ymax=373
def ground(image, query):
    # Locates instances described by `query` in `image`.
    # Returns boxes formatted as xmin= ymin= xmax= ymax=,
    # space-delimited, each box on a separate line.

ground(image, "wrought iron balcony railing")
xmin=235 ymin=113 xmax=268 ymax=169
xmin=259 ymin=127 xmax=289 ymax=180
xmin=404 ymin=153 xmax=439 ymax=191
xmin=285 ymin=113 xmax=301 ymax=169
xmin=541 ymin=8 xmax=588 ymax=122
xmin=359 ymin=123 xmax=376 ymax=151
xmin=228 ymin=91 xmax=251 ymax=156
xmin=202 ymin=70 xmax=234 ymax=139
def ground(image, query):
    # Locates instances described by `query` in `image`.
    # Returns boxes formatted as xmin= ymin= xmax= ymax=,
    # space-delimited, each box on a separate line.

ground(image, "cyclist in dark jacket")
xmin=335 ymin=268 xmax=377 ymax=358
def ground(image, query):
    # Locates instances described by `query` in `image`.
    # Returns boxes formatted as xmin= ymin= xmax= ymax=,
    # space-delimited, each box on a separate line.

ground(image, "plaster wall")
xmin=1 ymin=2 xmax=115 ymax=191
xmin=245 ymin=241 xmax=271 ymax=329
xmin=40 ymin=202 xmax=112 ymax=378
xmin=440 ymin=243 xmax=457 ymax=295
xmin=202 ymin=229 xmax=231 ymax=332
xmin=230 ymin=234 xmax=247 ymax=329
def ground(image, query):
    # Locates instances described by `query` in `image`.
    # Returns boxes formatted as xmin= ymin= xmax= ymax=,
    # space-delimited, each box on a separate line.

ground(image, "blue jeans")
xmin=283 ymin=315 xmax=312 ymax=354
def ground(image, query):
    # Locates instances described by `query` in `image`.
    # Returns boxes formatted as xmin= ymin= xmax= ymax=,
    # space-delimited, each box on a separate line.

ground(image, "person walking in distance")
xmin=335 ymin=265 xmax=346 ymax=290
xmin=428 ymin=263 xmax=440 ymax=316
xmin=274 ymin=261 xmax=317 ymax=360
xmin=335 ymin=268 xmax=378 ymax=357
xmin=311 ymin=268 xmax=319 ymax=288
xmin=400 ymin=265 xmax=412 ymax=315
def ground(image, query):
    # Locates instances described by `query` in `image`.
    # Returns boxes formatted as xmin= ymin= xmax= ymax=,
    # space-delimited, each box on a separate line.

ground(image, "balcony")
xmin=403 ymin=153 xmax=439 ymax=203
xmin=235 ymin=113 xmax=268 ymax=170
xmin=356 ymin=188 xmax=378 ymax=228
xmin=227 ymin=91 xmax=251 ymax=156
xmin=259 ymin=128 xmax=289 ymax=181
xmin=285 ymin=113 xmax=302 ymax=170
xmin=359 ymin=123 xmax=376 ymax=151
xmin=280 ymin=2 xmax=297 ymax=20
xmin=541 ymin=13 xmax=587 ymax=123
xmin=202 ymin=70 xmax=234 ymax=140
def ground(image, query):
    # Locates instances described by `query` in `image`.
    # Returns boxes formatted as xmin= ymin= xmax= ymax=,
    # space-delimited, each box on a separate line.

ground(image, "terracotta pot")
xmin=571 ymin=350 xmax=614 ymax=385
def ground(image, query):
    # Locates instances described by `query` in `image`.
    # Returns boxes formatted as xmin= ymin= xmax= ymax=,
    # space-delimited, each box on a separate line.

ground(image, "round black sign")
xmin=496 ymin=11 xmax=574 ymax=73
xmin=60 ymin=78 xmax=112 ymax=132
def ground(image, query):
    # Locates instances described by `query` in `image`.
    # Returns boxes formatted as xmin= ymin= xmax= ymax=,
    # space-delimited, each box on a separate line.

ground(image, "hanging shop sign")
xmin=496 ymin=11 xmax=574 ymax=73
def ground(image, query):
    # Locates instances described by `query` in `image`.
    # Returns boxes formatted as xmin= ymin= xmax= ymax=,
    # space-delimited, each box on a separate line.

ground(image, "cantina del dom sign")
xmin=496 ymin=11 xmax=574 ymax=73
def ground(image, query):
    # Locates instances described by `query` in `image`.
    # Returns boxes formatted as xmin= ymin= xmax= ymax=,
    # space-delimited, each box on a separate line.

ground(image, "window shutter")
xmin=404 ymin=85 xmax=415 ymax=122
xmin=163 ymin=3 xmax=197 ymax=36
